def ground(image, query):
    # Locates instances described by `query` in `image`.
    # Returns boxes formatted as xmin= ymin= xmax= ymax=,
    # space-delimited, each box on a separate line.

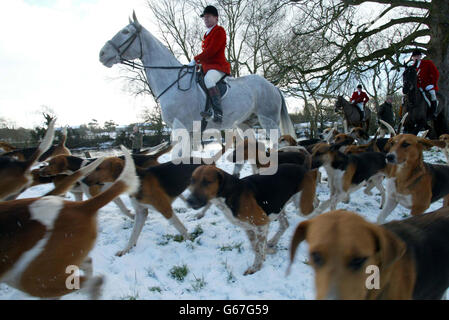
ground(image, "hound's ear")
xmin=330 ymin=141 xmax=346 ymax=152
xmin=384 ymin=137 xmax=395 ymax=152
xmin=215 ymin=168 xmax=225 ymax=193
xmin=110 ymin=160 xmax=124 ymax=180
xmin=418 ymin=138 xmax=446 ymax=150
xmin=287 ymin=221 xmax=310 ymax=276
xmin=369 ymin=224 xmax=406 ymax=269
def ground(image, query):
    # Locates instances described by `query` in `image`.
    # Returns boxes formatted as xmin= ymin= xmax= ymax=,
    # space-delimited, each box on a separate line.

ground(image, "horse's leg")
xmin=235 ymin=122 xmax=257 ymax=143
xmin=257 ymin=115 xmax=281 ymax=150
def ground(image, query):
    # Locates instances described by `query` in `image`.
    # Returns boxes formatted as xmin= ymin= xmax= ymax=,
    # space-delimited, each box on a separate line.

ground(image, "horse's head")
xmin=402 ymin=64 xmax=417 ymax=95
xmin=334 ymin=96 xmax=344 ymax=112
xmin=99 ymin=11 xmax=143 ymax=68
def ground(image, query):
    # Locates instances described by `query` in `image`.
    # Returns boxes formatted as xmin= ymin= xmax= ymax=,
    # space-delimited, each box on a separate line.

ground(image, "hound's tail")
xmin=397 ymin=112 xmax=408 ymax=134
xmin=59 ymin=126 xmax=71 ymax=153
xmin=278 ymin=89 xmax=297 ymax=140
xmin=24 ymin=120 xmax=56 ymax=171
xmin=80 ymin=146 xmax=139 ymax=213
xmin=44 ymin=157 xmax=105 ymax=196
xmin=138 ymin=141 xmax=170 ymax=155
xmin=379 ymin=119 xmax=396 ymax=137
xmin=151 ymin=143 xmax=173 ymax=159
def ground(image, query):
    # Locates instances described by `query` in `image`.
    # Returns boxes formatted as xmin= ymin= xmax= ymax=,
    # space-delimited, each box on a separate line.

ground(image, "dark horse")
xmin=402 ymin=64 xmax=447 ymax=138
xmin=334 ymin=96 xmax=370 ymax=132
xmin=402 ymin=65 xmax=433 ymax=135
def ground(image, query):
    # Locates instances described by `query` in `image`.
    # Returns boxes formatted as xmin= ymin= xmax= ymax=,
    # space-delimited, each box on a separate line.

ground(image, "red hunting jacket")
xmin=194 ymin=25 xmax=231 ymax=75
xmin=350 ymin=90 xmax=370 ymax=105
xmin=416 ymin=59 xmax=439 ymax=91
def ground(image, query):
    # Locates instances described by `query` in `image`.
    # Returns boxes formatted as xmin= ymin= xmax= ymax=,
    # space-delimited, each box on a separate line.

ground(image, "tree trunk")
xmin=429 ymin=0 xmax=449 ymax=135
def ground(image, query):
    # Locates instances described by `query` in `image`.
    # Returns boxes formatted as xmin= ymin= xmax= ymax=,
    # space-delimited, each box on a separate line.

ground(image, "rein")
xmin=121 ymin=59 xmax=197 ymax=101
xmin=113 ymin=23 xmax=197 ymax=101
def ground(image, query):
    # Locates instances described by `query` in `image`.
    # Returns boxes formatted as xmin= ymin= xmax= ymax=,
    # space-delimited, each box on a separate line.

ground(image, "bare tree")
xmin=282 ymin=0 xmax=448 ymax=133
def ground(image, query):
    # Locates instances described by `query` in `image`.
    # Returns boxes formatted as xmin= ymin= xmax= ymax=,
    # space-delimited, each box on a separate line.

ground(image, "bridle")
xmin=108 ymin=22 xmax=196 ymax=101
xmin=107 ymin=23 xmax=143 ymax=61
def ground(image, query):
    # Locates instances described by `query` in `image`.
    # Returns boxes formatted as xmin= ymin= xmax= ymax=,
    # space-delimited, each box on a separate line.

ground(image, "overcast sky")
xmin=0 ymin=0 xmax=165 ymax=129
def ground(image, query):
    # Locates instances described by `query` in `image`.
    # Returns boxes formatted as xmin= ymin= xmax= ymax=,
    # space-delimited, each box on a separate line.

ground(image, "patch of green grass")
xmin=158 ymin=234 xmax=185 ymax=245
xmin=190 ymin=225 xmax=204 ymax=241
xmin=191 ymin=275 xmax=207 ymax=292
xmin=169 ymin=264 xmax=189 ymax=282
xmin=222 ymin=261 xmax=236 ymax=283
xmin=149 ymin=286 xmax=162 ymax=293
xmin=174 ymin=207 xmax=188 ymax=214
xmin=220 ymin=242 xmax=243 ymax=253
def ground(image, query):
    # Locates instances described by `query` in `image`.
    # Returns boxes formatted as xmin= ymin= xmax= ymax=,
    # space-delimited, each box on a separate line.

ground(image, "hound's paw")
xmin=115 ymin=249 xmax=130 ymax=257
xmin=88 ymin=276 xmax=104 ymax=300
xmin=126 ymin=211 xmax=135 ymax=220
xmin=243 ymin=267 xmax=258 ymax=276
xmin=266 ymin=245 xmax=277 ymax=255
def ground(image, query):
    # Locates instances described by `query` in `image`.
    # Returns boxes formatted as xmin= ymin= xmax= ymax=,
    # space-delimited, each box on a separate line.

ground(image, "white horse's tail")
xmin=278 ymin=89 xmax=297 ymax=140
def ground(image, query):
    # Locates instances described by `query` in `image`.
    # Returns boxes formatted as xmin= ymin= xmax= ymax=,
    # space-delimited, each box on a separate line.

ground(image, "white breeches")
xmin=205 ymin=70 xmax=225 ymax=89
xmin=425 ymin=85 xmax=437 ymax=101
xmin=356 ymin=102 xmax=364 ymax=112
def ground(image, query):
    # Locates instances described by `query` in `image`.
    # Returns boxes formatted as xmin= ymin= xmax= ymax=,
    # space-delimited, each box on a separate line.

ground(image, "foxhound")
xmin=186 ymin=164 xmax=319 ymax=275
xmin=312 ymin=142 xmax=387 ymax=214
xmin=227 ymin=137 xmax=310 ymax=177
xmin=377 ymin=134 xmax=449 ymax=223
xmin=0 ymin=141 xmax=16 ymax=155
xmin=2 ymin=126 xmax=71 ymax=162
xmin=37 ymin=143 xmax=172 ymax=218
xmin=439 ymin=134 xmax=449 ymax=164
xmin=0 ymin=120 xmax=55 ymax=201
xmin=0 ymin=146 xmax=138 ymax=299
xmin=349 ymin=127 xmax=370 ymax=145
xmin=84 ymin=145 xmax=228 ymax=257
xmin=289 ymin=208 xmax=449 ymax=299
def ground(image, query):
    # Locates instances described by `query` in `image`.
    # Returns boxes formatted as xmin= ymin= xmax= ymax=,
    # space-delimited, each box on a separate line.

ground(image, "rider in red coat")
xmin=350 ymin=84 xmax=369 ymax=120
xmin=189 ymin=5 xmax=231 ymax=124
xmin=411 ymin=49 xmax=440 ymax=118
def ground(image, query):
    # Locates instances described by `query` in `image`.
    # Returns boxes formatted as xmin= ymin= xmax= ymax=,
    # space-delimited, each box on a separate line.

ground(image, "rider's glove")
xmin=188 ymin=59 xmax=196 ymax=66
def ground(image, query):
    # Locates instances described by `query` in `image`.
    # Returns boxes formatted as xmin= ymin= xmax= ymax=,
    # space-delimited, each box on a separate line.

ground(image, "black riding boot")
xmin=431 ymin=100 xmax=439 ymax=119
xmin=358 ymin=108 xmax=365 ymax=121
xmin=208 ymin=86 xmax=223 ymax=124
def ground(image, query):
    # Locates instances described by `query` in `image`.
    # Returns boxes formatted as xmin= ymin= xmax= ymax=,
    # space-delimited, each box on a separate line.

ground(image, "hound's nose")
xmin=386 ymin=153 xmax=396 ymax=163
xmin=186 ymin=196 xmax=198 ymax=208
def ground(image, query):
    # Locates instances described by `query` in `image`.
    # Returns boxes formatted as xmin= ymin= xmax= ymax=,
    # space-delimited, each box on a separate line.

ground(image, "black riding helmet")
xmin=200 ymin=5 xmax=219 ymax=17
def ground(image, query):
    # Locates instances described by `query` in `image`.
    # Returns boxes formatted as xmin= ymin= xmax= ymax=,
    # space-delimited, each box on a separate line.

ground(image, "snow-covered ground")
xmin=0 ymin=145 xmax=447 ymax=300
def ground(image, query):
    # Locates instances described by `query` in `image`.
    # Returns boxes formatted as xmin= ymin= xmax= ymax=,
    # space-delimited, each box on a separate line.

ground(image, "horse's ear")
xmin=129 ymin=16 xmax=133 ymax=24
xmin=132 ymin=10 xmax=142 ymax=30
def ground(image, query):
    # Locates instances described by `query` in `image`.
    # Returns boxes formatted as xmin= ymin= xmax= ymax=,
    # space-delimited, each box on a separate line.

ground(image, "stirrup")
xmin=200 ymin=109 xmax=213 ymax=120
xmin=213 ymin=111 xmax=223 ymax=124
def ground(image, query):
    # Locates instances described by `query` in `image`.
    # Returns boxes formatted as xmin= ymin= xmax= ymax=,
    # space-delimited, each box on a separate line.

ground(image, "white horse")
xmin=99 ymin=12 xmax=296 ymax=139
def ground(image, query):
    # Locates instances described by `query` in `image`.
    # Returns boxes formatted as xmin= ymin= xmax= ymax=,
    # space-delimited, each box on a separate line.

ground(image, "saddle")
xmin=196 ymin=71 xmax=229 ymax=118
